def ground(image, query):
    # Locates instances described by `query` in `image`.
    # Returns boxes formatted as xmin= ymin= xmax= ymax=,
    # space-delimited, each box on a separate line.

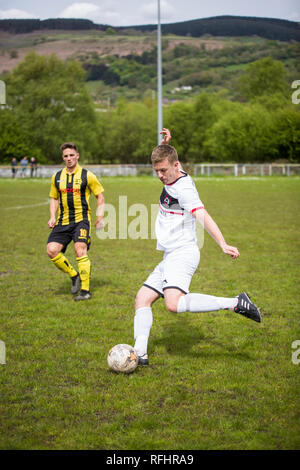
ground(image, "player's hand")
xmin=160 ymin=128 xmax=172 ymax=145
xmin=48 ymin=217 xmax=56 ymax=228
xmin=95 ymin=218 xmax=104 ymax=230
xmin=221 ymin=244 xmax=240 ymax=259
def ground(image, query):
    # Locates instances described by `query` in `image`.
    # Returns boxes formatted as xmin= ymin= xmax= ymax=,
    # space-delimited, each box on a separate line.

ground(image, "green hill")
xmin=121 ymin=15 xmax=300 ymax=42
xmin=0 ymin=24 xmax=299 ymax=104
xmin=0 ymin=15 xmax=299 ymax=41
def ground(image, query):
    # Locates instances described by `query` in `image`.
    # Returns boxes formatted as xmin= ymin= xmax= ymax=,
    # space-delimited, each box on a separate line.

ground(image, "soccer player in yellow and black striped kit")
xmin=47 ymin=142 xmax=104 ymax=300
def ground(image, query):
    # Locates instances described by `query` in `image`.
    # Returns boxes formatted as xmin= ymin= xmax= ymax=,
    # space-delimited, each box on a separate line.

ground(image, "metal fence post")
xmin=269 ymin=164 xmax=272 ymax=176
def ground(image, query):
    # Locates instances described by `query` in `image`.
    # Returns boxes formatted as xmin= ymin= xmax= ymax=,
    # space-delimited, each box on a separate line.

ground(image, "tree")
xmin=0 ymin=108 xmax=42 ymax=163
xmin=187 ymin=93 xmax=219 ymax=161
xmin=271 ymin=107 xmax=300 ymax=162
xmin=97 ymin=99 xmax=156 ymax=164
xmin=3 ymin=52 xmax=98 ymax=163
xmin=163 ymin=101 xmax=194 ymax=161
xmin=204 ymin=102 xmax=278 ymax=162
xmin=236 ymin=57 xmax=288 ymax=101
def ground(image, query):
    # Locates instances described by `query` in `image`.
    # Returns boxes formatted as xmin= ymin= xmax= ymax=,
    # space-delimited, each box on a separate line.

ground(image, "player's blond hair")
xmin=151 ymin=144 xmax=178 ymax=164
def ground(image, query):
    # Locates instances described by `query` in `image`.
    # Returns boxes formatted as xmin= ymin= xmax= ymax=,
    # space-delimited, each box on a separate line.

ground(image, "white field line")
xmin=4 ymin=199 xmax=49 ymax=210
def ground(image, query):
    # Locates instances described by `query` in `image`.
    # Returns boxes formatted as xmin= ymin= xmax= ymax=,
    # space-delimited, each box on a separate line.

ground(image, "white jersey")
xmin=155 ymin=171 xmax=204 ymax=252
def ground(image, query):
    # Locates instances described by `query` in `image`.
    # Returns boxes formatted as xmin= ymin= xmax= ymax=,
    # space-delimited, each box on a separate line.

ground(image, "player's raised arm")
xmin=159 ymin=129 xmax=183 ymax=171
xmin=193 ymin=208 xmax=240 ymax=259
xmin=160 ymin=128 xmax=172 ymax=145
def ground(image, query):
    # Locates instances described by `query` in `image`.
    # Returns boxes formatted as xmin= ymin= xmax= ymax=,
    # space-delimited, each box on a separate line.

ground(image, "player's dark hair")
xmin=60 ymin=142 xmax=78 ymax=153
xmin=151 ymin=144 xmax=178 ymax=164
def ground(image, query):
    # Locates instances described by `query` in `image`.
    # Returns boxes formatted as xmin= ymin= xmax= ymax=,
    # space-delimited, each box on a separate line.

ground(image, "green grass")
xmin=0 ymin=176 xmax=299 ymax=450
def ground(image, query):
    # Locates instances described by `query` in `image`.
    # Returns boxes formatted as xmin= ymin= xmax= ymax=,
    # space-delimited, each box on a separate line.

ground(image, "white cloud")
xmin=140 ymin=0 xmax=177 ymax=23
xmin=0 ymin=9 xmax=38 ymax=19
xmin=287 ymin=11 xmax=300 ymax=21
xmin=58 ymin=2 xmax=122 ymax=25
xmin=59 ymin=2 xmax=100 ymax=19
xmin=57 ymin=1 xmax=177 ymax=26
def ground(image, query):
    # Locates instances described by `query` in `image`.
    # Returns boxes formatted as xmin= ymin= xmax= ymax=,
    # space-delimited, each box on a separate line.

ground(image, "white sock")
xmin=177 ymin=293 xmax=238 ymax=313
xmin=134 ymin=307 xmax=153 ymax=356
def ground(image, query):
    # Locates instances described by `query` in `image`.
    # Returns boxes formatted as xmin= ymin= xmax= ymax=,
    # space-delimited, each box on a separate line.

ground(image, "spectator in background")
xmin=11 ymin=157 xmax=18 ymax=178
xmin=30 ymin=157 xmax=38 ymax=178
xmin=20 ymin=156 xmax=29 ymax=178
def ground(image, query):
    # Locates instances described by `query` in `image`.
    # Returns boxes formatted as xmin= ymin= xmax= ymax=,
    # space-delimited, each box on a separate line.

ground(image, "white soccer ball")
xmin=107 ymin=344 xmax=138 ymax=374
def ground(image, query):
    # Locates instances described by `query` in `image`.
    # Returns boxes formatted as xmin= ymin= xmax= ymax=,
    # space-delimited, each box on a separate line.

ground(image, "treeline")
xmin=128 ymin=16 xmax=300 ymax=42
xmin=0 ymin=15 xmax=299 ymax=41
xmin=0 ymin=53 xmax=299 ymax=164
xmin=0 ymin=18 xmax=102 ymax=34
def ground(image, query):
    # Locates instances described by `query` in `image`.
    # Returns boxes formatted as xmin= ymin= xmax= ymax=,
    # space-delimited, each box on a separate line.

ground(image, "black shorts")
xmin=47 ymin=220 xmax=91 ymax=253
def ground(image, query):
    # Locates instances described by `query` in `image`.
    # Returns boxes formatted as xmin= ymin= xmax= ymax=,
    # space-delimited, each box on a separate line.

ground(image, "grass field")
xmin=0 ymin=176 xmax=299 ymax=450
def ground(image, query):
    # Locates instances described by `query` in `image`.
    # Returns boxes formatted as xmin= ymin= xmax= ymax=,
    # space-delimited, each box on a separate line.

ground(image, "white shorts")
xmin=144 ymin=244 xmax=200 ymax=296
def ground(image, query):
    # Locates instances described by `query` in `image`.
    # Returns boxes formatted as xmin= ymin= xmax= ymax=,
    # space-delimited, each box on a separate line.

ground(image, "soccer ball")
xmin=107 ymin=344 xmax=138 ymax=374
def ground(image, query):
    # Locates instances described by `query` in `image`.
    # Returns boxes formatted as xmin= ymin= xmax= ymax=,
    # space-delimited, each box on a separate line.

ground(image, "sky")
xmin=0 ymin=0 xmax=299 ymax=26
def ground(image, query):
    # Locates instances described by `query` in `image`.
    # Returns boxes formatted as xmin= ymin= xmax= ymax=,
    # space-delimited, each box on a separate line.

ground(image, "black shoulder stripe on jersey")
xmin=55 ymin=170 xmax=64 ymax=226
xmin=80 ymin=169 xmax=89 ymax=221
xmin=54 ymin=169 xmax=62 ymax=190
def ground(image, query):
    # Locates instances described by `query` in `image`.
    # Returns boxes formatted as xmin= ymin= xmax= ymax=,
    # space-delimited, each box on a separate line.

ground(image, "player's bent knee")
xmin=75 ymin=248 xmax=86 ymax=258
xmin=164 ymin=298 xmax=178 ymax=313
xmin=74 ymin=243 xmax=87 ymax=258
xmin=164 ymin=290 xmax=186 ymax=313
xmin=47 ymin=243 xmax=60 ymax=259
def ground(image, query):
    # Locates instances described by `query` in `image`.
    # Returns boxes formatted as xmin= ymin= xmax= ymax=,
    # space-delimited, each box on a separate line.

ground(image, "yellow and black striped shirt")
xmin=49 ymin=165 xmax=104 ymax=226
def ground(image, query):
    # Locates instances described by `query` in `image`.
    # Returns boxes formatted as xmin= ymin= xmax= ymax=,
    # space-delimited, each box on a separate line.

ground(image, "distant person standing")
xmin=30 ymin=157 xmax=38 ymax=178
xmin=20 ymin=156 xmax=28 ymax=177
xmin=11 ymin=157 xmax=18 ymax=178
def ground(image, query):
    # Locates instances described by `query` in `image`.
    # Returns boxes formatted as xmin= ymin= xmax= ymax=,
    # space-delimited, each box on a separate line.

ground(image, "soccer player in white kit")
xmin=134 ymin=129 xmax=261 ymax=366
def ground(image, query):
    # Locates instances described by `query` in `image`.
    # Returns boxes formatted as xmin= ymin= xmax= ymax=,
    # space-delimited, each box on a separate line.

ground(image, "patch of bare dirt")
xmin=0 ymin=30 xmax=226 ymax=73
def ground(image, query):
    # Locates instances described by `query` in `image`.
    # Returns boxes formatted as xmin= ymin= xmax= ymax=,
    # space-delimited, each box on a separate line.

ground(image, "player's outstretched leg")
xmin=234 ymin=292 xmax=261 ymax=323
xmin=176 ymin=292 xmax=261 ymax=323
